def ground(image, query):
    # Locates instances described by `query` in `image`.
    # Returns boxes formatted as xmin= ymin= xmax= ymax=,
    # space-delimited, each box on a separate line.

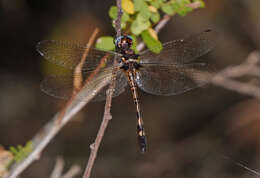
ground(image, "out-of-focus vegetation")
xmin=9 ymin=141 xmax=32 ymax=164
xmin=1 ymin=0 xmax=260 ymax=178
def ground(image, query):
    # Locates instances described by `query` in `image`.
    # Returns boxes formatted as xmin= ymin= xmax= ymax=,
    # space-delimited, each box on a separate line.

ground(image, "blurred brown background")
xmin=1 ymin=0 xmax=260 ymax=177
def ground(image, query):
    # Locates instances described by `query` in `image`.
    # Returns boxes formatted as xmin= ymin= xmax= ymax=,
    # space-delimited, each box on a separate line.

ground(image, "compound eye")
xmin=115 ymin=36 xmax=124 ymax=46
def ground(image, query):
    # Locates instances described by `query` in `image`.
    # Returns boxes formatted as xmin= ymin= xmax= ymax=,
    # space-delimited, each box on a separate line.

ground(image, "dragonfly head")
xmin=115 ymin=35 xmax=133 ymax=51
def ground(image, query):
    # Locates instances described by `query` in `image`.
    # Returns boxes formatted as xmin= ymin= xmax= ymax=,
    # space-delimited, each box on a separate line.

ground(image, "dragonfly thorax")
xmin=120 ymin=57 xmax=141 ymax=71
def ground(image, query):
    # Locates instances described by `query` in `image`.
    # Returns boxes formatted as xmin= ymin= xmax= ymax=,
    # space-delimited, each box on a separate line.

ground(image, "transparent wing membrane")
xmin=36 ymin=40 xmax=119 ymax=71
xmin=37 ymin=30 xmax=216 ymax=100
xmin=40 ymin=67 xmax=127 ymax=102
xmin=140 ymin=29 xmax=216 ymax=65
xmin=136 ymin=63 xmax=214 ymax=96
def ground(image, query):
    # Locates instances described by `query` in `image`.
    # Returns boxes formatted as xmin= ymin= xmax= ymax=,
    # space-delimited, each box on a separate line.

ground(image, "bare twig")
xmin=50 ymin=156 xmax=64 ymax=178
xmin=73 ymin=28 xmax=100 ymax=92
xmin=210 ymin=51 xmax=260 ymax=98
xmin=61 ymin=165 xmax=81 ymax=178
xmin=186 ymin=1 xmax=203 ymax=9
xmin=82 ymin=1 xmax=122 ymax=178
xmin=50 ymin=156 xmax=81 ymax=178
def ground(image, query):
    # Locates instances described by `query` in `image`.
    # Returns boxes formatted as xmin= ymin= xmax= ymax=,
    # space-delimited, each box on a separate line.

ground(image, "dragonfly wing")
xmin=41 ymin=67 xmax=127 ymax=102
xmin=40 ymin=74 xmax=75 ymax=100
xmin=135 ymin=63 xmax=213 ymax=96
xmin=139 ymin=29 xmax=216 ymax=64
xmin=92 ymin=70 xmax=128 ymax=101
xmin=36 ymin=40 xmax=119 ymax=71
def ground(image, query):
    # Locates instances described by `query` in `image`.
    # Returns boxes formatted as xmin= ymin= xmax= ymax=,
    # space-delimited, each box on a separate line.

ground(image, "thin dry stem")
xmin=82 ymin=0 xmax=122 ymax=177
xmin=73 ymin=28 xmax=100 ymax=92
xmin=57 ymin=28 xmax=99 ymax=123
xmin=210 ymin=51 xmax=260 ymax=98
xmin=50 ymin=156 xmax=81 ymax=178
xmin=50 ymin=156 xmax=64 ymax=178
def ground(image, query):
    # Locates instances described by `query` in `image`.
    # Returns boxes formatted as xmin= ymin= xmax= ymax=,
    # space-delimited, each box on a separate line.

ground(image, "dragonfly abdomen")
xmin=126 ymin=69 xmax=147 ymax=153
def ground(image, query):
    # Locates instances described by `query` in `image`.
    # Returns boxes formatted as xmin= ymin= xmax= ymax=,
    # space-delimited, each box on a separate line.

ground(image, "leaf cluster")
xmin=96 ymin=0 xmax=205 ymax=53
xmin=9 ymin=141 xmax=32 ymax=164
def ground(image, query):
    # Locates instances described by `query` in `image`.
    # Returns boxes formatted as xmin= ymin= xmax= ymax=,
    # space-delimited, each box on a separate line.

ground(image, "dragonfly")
xmin=36 ymin=29 xmax=216 ymax=153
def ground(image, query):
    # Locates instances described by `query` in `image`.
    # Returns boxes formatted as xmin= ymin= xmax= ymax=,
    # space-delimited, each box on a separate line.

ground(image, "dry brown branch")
xmin=5 ymin=29 xmax=111 ymax=178
xmin=210 ymin=51 xmax=260 ymax=98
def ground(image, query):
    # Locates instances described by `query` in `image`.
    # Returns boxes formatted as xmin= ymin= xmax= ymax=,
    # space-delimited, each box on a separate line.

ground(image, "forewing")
xmin=36 ymin=40 xmax=119 ymax=71
xmin=140 ymin=29 xmax=216 ymax=64
xmin=135 ymin=63 xmax=213 ymax=96
xmin=41 ymin=67 xmax=127 ymax=102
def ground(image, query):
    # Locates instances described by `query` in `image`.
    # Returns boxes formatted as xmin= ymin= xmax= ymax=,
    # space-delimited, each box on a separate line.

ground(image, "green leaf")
xmin=109 ymin=6 xmax=117 ymax=20
xmin=140 ymin=8 xmax=151 ymax=21
xmin=141 ymin=30 xmax=162 ymax=53
xmin=172 ymin=0 xmax=193 ymax=16
xmin=9 ymin=147 xmax=18 ymax=154
xmin=121 ymin=21 xmax=127 ymax=29
xmin=150 ymin=1 xmax=160 ymax=8
xmin=150 ymin=11 xmax=160 ymax=23
xmin=131 ymin=13 xmax=151 ymax=35
xmin=9 ymin=141 xmax=32 ymax=163
xmin=134 ymin=0 xmax=146 ymax=11
xmin=122 ymin=10 xmax=130 ymax=22
xmin=158 ymin=0 xmax=167 ymax=5
xmin=95 ymin=36 xmax=115 ymax=51
xmin=161 ymin=3 xmax=175 ymax=15
xmin=109 ymin=6 xmax=130 ymax=29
